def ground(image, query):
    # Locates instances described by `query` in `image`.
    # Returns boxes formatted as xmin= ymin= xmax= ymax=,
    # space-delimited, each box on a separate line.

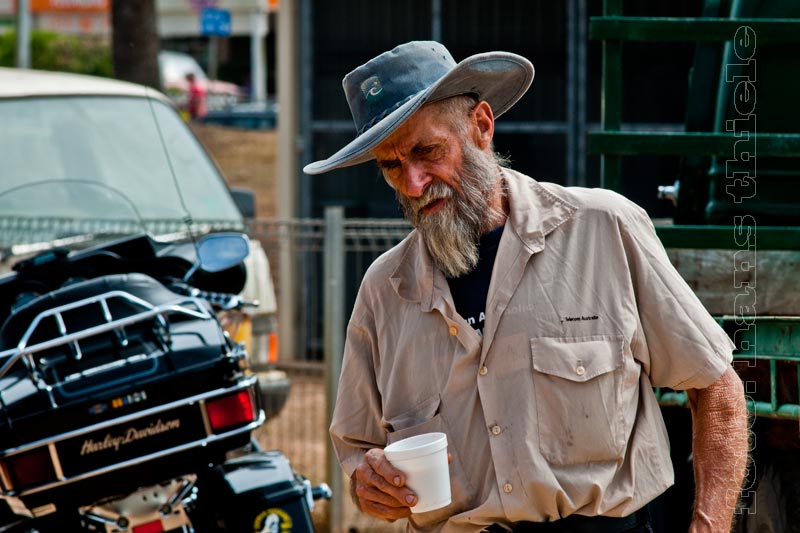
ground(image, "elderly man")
xmin=305 ymin=41 xmax=747 ymax=532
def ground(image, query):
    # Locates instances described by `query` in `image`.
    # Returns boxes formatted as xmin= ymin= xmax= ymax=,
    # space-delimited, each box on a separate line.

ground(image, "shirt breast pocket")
xmin=385 ymin=394 xmax=441 ymax=434
xmin=531 ymin=335 xmax=626 ymax=465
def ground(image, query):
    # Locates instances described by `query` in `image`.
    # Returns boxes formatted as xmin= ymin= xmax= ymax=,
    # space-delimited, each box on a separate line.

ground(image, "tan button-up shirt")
xmin=330 ymin=169 xmax=734 ymax=532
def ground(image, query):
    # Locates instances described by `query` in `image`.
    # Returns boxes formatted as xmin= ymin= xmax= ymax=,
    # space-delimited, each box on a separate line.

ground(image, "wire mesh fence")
xmin=248 ymin=217 xmax=412 ymax=362
xmin=249 ymin=217 xmax=413 ymax=533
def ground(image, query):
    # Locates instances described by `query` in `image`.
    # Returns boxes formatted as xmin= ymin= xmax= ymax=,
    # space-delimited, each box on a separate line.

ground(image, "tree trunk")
xmin=111 ymin=0 xmax=160 ymax=90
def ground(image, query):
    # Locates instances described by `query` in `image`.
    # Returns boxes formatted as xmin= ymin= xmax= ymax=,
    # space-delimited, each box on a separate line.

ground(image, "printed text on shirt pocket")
xmin=530 ymin=335 xmax=626 ymax=465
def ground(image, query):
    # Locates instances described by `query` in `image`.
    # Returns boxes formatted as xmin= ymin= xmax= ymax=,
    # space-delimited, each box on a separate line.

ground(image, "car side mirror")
xmin=183 ymin=232 xmax=250 ymax=282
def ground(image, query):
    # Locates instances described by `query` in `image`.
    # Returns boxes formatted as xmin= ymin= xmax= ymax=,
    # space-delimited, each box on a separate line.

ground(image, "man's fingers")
xmin=354 ymin=471 xmax=414 ymax=508
xmin=352 ymin=448 xmax=419 ymax=521
xmin=359 ymin=498 xmax=413 ymax=521
xmin=365 ymin=448 xmax=405 ymax=487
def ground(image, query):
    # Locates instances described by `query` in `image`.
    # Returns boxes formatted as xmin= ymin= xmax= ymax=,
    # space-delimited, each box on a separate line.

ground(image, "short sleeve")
xmin=620 ymin=204 xmax=734 ymax=390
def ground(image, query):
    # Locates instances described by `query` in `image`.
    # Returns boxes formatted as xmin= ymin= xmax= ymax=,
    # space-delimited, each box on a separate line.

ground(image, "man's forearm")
xmin=688 ymin=366 xmax=749 ymax=532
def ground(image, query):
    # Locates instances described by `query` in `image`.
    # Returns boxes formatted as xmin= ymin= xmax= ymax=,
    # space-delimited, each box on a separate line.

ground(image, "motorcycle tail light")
xmin=133 ymin=521 xmax=164 ymax=533
xmin=2 ymin=447 xmax=57 ymax=490
xmin=206 ymin=389 xmax=256 ymax=433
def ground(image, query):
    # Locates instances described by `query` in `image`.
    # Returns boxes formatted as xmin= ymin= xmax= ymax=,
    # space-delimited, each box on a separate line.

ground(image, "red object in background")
xmin=132 ymin=520 xmax=165 ymax=533
xmin=186 ymin=75 xmax=208 ymax=119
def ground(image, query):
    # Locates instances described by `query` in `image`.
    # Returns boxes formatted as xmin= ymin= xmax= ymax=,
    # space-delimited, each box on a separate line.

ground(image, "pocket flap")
xmin=531 ymin=335 xmax=624 ymax=382
xmin=385 ymin=394 xmax=441 ymax=433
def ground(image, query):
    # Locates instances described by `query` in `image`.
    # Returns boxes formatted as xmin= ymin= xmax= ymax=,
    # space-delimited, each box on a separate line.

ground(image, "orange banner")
xmin=29 ymin=0 xmax=109 ymax=12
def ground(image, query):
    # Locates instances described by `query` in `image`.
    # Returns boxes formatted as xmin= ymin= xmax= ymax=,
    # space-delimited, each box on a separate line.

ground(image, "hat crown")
xmin=304 ymin=41 xmax=534 ymax=175
xmin=344 ymin=41 xmax=455 ymax=135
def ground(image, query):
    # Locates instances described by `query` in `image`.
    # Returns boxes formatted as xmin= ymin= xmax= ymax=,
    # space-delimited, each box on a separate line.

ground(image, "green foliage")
xmin=0 ymin=30 xmax=112 ymax=77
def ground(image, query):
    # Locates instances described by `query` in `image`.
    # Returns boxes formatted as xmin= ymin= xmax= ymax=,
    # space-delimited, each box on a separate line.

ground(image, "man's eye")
xmin=414 ymin=144 xmax=444 ymax=160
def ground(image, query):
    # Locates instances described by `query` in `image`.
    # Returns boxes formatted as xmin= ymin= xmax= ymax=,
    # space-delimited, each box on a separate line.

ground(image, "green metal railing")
xmin=590 ymin=2 xmax=800 ymax=269
xmin=654 ymin=225 xmax=800 ymax=250
xmin=590 ymin=3 xmax=800 ymax=419
xmin=591 ymin=17 xmax=800 ymax=43
xmin=589 ymin=1 xmax=800 ymax=188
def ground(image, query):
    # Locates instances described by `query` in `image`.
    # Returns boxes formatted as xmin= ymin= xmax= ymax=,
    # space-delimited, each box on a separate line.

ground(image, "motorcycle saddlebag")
xmin=210 ymin=450 xmax=314 ymax=533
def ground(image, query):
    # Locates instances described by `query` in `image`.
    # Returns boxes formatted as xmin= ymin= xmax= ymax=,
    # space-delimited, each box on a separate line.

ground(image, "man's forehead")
xmin=372 ymin=105 xmax=446 ymax=157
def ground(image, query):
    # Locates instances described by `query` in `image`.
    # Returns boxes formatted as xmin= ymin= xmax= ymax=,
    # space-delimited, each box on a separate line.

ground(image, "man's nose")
xmin=401 ymin=163 xmax=432 ymax=198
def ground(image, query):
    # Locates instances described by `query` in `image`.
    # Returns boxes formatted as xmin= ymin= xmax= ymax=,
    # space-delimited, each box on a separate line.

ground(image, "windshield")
xmin=0 ymin=95 xmax=243 ymax=248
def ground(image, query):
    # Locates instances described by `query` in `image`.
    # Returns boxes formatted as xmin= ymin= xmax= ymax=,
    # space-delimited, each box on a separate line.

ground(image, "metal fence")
xmin=248 ymin=215 xmax=412 ymax=362
xmin=249 ymin=213 xmax=412 ymax=533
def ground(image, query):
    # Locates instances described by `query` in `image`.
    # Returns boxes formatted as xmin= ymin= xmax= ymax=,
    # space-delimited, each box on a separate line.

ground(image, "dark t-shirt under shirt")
xmin=446 ymin=225 xmax=504 ymax=336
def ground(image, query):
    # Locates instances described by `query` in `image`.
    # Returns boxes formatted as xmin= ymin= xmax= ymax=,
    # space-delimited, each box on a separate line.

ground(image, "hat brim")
xmin=303 ymin=51 xmax=534 ymax=175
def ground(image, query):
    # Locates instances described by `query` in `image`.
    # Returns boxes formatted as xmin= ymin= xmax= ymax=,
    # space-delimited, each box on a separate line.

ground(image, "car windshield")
xmin=0 ymin=95 xmax=243 ymax=249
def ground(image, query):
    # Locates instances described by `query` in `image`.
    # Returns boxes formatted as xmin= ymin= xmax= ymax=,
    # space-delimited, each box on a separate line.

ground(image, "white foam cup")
xmin=383 ymin=432 xmax=451 ymax=513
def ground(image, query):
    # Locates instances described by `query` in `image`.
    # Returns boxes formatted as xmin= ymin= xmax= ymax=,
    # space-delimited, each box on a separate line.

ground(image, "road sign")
xmin=200 ymin=7 xmax=230 ymax=37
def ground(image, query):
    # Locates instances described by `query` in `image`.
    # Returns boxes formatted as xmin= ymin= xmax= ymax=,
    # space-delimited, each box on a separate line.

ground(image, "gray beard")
xmin=397 ymin=143 xmax=505 ymax=278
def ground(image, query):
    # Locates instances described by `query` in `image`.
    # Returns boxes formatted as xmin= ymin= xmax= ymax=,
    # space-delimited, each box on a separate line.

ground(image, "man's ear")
xmin=470 ymin=100 xmax=495 ymax=150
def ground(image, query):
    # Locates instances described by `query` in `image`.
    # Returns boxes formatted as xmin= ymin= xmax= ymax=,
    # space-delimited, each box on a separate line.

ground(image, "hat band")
xmin=357 ymin=91 xmax=420 ymax=135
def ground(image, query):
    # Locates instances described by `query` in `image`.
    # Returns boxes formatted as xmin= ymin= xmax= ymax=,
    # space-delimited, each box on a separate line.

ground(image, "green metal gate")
xmin=589 ymin=0 xmax=800 ymax=420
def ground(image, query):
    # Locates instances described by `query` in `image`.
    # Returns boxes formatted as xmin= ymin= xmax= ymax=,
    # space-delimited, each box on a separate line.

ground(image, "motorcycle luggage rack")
xmin=0 ymin=290 xmax=215 ymax=404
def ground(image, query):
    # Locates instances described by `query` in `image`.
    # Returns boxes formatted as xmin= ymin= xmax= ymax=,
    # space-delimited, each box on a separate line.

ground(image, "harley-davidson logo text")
xmin=80 ymin=418 xmax=181 ymax=456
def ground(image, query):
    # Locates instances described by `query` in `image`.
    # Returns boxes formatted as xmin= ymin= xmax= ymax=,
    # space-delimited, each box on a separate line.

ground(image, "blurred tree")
xmin=0 ymin=31 xmax=112 ymax=77
xmin=112 ymin=0 xmax=160 ymax=89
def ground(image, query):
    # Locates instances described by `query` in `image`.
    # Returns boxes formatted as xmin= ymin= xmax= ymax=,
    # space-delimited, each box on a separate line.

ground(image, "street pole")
xmin=324 ymin=206 xmax=345 ymax=533
xmin=16 ymin=0 xmax=31 ymax=69
xmin=277 ymin=0 xmax=299 ymax=361
xmin=250 ymin=8 xmax=267 ymax=102
xmin=207 ymin=35 xmax=219 ymax=80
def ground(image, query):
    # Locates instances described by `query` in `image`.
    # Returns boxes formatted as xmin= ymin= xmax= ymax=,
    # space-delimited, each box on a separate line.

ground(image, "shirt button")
xmin=479 ymin=366 xmax=488 ymax=376
xmin=576 ymin=365 xmax=586 ymax=376
xmin=449 ymin=325 xmax=458 ymax=336
xmin=503 ymin=483 xmax=513 ymax=493
xmin=490 ymin=424 xmax=502 ymax=435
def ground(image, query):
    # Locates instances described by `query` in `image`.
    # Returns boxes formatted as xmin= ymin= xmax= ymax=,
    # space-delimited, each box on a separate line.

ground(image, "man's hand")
xmin=687 ymin=366 xmax=748 ymax=532
xmin=350 ymin=448 xmax=418 ymax=521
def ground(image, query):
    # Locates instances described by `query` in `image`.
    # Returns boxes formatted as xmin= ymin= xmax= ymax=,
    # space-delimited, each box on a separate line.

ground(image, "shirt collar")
xmin=503 ymin=168 xmax=578 ymax=254
xmin=389 ymin=169 xmax=577 ymax=309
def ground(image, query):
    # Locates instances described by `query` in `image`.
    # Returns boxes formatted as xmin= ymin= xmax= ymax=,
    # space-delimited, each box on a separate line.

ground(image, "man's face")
xmin=372 ymin=103 xmax=467 ymax=208
xmin=372 ymin=101 xmax=503 ymax=278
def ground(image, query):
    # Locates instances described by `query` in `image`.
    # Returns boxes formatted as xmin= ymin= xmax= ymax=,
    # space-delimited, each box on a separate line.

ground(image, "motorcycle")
xmin=0 ymin=228 xmax=330 ymax=532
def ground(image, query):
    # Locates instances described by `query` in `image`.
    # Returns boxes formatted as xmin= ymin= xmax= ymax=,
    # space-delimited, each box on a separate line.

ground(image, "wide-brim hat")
xmin=303 ymin=41 xmax=534 ymax=175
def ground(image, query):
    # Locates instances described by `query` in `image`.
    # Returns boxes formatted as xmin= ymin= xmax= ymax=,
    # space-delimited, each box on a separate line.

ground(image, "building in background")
xmin=0 ymin=0 xmax=277 ymax=101
xmin=159 ymin=0 xmax=277 ymax=101
xmin=0 ymin=0 xmax=110 ymax=35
